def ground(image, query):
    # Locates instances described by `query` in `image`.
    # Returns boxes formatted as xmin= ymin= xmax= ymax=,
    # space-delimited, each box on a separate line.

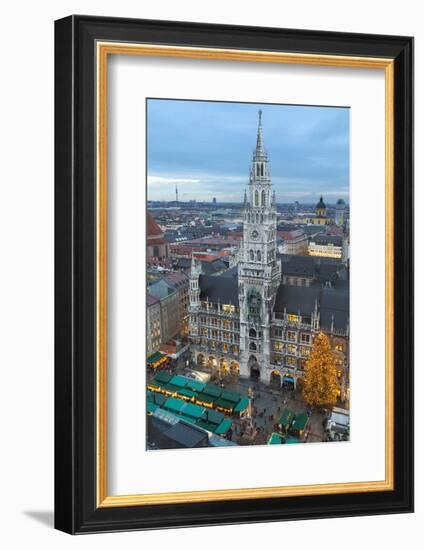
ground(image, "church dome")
xmin=316 ymin=196 xmax=326 ymax=209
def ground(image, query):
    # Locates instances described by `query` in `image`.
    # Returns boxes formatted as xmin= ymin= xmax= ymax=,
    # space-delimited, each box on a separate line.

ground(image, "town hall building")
xmin=188 ymin=112 xmax=349 ymax=397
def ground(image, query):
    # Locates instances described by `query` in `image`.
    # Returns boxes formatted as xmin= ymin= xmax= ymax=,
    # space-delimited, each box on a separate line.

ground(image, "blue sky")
xmin=147 ymin=99 xmax=349 ymax=203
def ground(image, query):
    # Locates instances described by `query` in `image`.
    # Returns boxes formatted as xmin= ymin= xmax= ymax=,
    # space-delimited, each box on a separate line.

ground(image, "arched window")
xmin=249 ymin=250 xmax=254 ymax=261
xmin=249 ymin=342 xmax=257 ymax=351
xmin=249 ymin=328 xmax=257 ymax=338
xmin=255 ymin=190 xmax=259 ymax=206
xmin=257 ymin=250 xmax=261 ymax=261
xmin=261 ymin=164 xmax=264 ymax=176
xmin=256 ymin=164 xmax=260 ymax=176
xmin=260 ymin=214 xmax=264 ymax=224
xmin=153 ymin=245 xmax=159 ymax=257
xmin=261 ymin=190 xmax=266 ymax=206
xmin=256 ymin=213 xmax=259 ymax=224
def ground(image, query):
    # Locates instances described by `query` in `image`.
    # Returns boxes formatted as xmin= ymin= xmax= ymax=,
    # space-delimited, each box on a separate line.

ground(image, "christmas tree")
xmin=302 ymin=332 xmax=340 ymax=407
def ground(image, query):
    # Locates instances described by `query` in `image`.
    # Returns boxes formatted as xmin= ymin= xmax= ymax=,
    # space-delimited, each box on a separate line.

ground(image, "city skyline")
xmin=147 ymin=99 xmax=349 ymax=203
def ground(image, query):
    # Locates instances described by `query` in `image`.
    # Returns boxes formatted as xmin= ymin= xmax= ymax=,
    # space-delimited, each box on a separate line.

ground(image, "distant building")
xmin=335 ymin=198 xmax=346 ymax=226
xmin=147 ymin=212 xmax=168 ymax=258
xmin=308 ymin=234 xmax=348 ymax=261
xmin=147 ymin=294 xmax=162 ymax=355
xmin=212 ymin=197 xmax=217 ymax=204
xmin=163 ymin=271 xmax=190 ymax=336
xmin=149 ymin=279 xmax=180 ymax=343
xmin=278 ymin=228 xmax=308 ymax=255
xmin=310 ymin=196 xmax=330 ymax=225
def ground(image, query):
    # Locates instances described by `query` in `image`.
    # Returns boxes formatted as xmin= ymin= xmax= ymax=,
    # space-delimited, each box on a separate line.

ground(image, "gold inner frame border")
xmin=96 ymin=42 xmax=394 ymax=508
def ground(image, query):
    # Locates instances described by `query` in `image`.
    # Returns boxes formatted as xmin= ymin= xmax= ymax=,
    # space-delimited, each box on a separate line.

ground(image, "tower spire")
xmin=256 ymin=109 xmax=265 ymax=155
xmin=175 ymin=184 xmax=178 ymax=203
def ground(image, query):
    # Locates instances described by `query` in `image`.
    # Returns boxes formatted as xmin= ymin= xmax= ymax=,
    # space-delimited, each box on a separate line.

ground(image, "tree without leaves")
xmin=302 ymin=332 xmax=340 ymax=407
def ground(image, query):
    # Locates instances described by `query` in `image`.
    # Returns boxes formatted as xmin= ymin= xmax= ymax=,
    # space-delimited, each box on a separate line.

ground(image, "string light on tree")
xmin=302 ymin=332 xmax=340 ymax=407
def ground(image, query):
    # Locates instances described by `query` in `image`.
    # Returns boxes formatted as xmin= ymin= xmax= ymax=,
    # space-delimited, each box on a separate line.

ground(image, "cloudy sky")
xmin=147 ymin=98 xmax=349 ymax=203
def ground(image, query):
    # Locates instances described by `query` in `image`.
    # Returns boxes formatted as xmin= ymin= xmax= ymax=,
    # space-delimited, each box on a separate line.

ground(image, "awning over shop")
xmin=285 ymin=437 xmax=301 ymax=444
xmin=283 ymin=376 xmax=294 ymax=382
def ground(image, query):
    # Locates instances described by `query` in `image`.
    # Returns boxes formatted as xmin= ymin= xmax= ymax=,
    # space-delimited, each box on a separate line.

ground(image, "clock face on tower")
xmin=251 ymin=230 xmax=259 ymax=240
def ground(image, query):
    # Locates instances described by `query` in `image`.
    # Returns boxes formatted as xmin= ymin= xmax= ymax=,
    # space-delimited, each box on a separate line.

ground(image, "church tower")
xmin=238 ymin=110 xmax=281 ymax=383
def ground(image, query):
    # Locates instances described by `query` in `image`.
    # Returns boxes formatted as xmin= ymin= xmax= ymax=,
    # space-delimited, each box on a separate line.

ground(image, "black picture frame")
xmin=55 ymin=15 xmax=414 ymax=534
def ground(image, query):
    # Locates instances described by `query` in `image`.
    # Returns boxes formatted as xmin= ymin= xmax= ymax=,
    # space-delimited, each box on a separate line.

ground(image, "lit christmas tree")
xmin=302 ymin=332 xmax=340 ymax=407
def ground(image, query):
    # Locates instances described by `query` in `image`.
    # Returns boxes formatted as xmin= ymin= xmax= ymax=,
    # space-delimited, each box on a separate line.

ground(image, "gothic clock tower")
xmin=238 ymin=111 xmax=281 ymax=382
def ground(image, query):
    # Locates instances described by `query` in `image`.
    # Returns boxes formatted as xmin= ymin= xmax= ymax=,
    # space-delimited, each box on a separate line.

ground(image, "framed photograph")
xmin=55 ymin=15 xmax=414 ymax=533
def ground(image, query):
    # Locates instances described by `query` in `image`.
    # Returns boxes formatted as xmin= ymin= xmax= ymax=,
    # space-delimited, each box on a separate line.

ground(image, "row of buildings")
xmin=146 ymin=270 xmax=190 ymax=356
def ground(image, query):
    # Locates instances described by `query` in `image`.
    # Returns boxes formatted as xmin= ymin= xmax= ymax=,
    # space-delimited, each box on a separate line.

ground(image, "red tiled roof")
xmin=146 ymin=212 xmax=164 ymax=237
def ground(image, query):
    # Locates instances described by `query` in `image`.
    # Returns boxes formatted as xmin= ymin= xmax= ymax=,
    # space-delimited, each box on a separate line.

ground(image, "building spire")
xmin=256 ymin=109 xmax=265 ymax=155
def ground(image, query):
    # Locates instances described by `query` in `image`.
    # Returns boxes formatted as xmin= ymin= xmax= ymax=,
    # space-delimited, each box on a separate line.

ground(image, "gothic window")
xmin=249 ymin=249 xmax=254 ymax=261
xmin=260 ymin=214 xmax=263 ymax=224
xmin=256 ymin=164 xmax=260 ymax=176
xmin=261 ymin=163 xmax=264 ymax=176
xmin=249 ymin=342 xmax=257 ymax=351
xmin=261 ymin=190 xmax=266 ymax=206
xmin=255 ymin=190 xmax=259 ymax=206
xmin=257 ymin=250 xmax=261 ymax=261
xmin=249 ymin=328 xmax=257 ymax=338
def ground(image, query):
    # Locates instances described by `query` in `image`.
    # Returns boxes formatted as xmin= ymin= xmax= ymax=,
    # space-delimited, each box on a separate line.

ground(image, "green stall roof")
xmin=163 ymin=383 xmax=181 ymax=393
xmin=233 ymin=397 xmax=250 ymax=414
xmin=279 ymin=408 xmax=295 ymax=428
xmin=196 ymin=420 xmax=217 ymax=433
xmin=163 ymin=397 xmax=186 ymax=414
xmin=169 ymin=375 xmax=189 ymax=388
xmin=203 ymin=384 xmax=222 ymax=398
xmin=196 ymin=392 xmax=217 ymax=405
xmin=286 ymin=438 xmax=301 ymax=444
xmin=291 ymin=412 xmax=309 ymax=432
xmin=185 ymin=379 xmax=205 ymax=393
xmin=153 ymin=371 xmax=172 ymax=384
xmin=147 ymin=402 xmax=158 ymax=414
xmin=268 ymin=432 xmax=285 ymax=445
xmin=214 ymin=398 xmax=235 ymax=411
xmin=182 ymin=402 xmax=205 ymax=420
xmin=176 ymin=388 xmax=197 ymax=400
xmin=147 ymin=351 xmax=165 ymax=364
xmin=214 ymin=418 xmax=232 ymax=435
xmin=152 ymin=393 xmax=167 ymax=406
xmin=201 ymin=409 xmax=224 ymax=426
xmin=221 ymin=389 xmax=241 ymax=403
